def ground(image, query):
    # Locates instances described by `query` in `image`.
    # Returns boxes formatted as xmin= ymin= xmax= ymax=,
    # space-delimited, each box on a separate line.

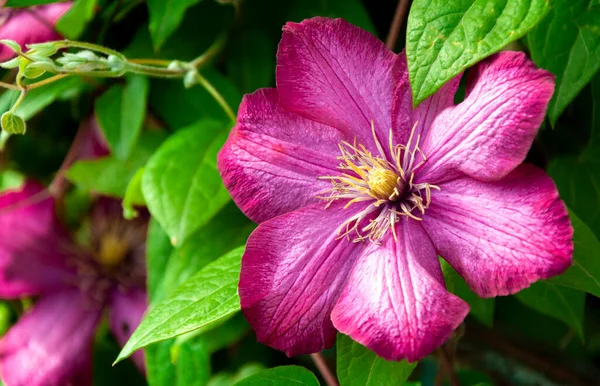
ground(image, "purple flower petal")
xmin=418 ymin=51 xmax=555 ymax=183
xmin=0 ymin=290 xmax=101 ymax=386
xmin=331 ymin=220 xmax=469 ymax=362
xmin=423 ymin=164 xmax=573 ymax=297
xmin=0 ymin=3 xmax=72 ymax=61
xmin=276 ymin=17 xmax=397 ymax=149
xmin=239 ymin=202 xmax=369 ymax=356
xmin=218 ymin=88 xmax=344 ymax=223
xmin=391 ymin=52 xmax=462 ymax=146
xmin=109 ymin=288 xmax=148 ymax=374
xmin=0 ymin=182 xmax=78 ymax=298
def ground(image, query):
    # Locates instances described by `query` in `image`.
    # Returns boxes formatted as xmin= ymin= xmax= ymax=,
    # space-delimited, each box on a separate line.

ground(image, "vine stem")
xmin=25 ymin=74 xmax=69 ymax=90
xmin=0 ymin=81 xmax=19 ymax=91
xmin=195 ymin=73 xmax=236 ymax=123
xmin=310 ymin=353 xmax=339 ymax=386
xmin=49 ymin=119 xmax=90 ymax=199
xmin=386 ymin=0 xmax=410 ymax=50
xmin=189 ymin=32 xmax=227 ymax=68
xmin=128 ymin=58 xmax=173 ymax=66
xmin=10 ymin=89 xmax=27 ymax=113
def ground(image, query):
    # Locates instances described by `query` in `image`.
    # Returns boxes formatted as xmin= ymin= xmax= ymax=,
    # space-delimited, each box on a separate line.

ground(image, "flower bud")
xmin=167 ymin=60 xmax=184 ymax=71
xmin=0 ymin=57 xmax=19 ymax=69
xmin=56 ymin=51 xmax=109 ymax=72
xmin=1 ymin=113 xmax=26 ymax=135
xmin=107 ymin=54 xmax=125 ymax=72
xmin=26 ymin=42 xmax=60 ymax=57
xmin=183 ymin=70 xmax=198 ymax=88
xmin=0 ymin=40 xmax=23 ymax=56
xmin=22 ymin=60 xmax=54 ymax=79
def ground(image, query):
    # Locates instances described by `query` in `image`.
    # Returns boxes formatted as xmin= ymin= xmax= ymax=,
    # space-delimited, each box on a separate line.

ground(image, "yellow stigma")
xmin=97 ymin=234 xmax=128 ymax=268
xmin=367 ymin=167 xmax=399 ymax=200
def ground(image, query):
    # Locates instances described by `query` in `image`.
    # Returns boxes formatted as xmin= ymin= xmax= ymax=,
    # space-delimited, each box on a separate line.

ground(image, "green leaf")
xmin=143 ymin=208 xmax=250 ymax=385
xmin=551 ymin=210 xmax=600 ymax=298
xmin=287 ymin=0 xmax=376 ymax=34
xmin=202 ymin=313 xmax=250 ymax=354
xmin=149 ymin=68 xmax=241 ymax=130
xmin=233 ymin=366 xmax=320 ymax=386
xmin=95 ymin=75 xmax=149 ymax=160
xmin=122 ymin=167 xmax=145 ymax=219
xmin=0 ymin=302 xmax=12 ymax=337
xmin=0 ymin=169 xmax=24 ymax=192
xmin=226 ymin=30 xmax=275 ymax=93
xmin=66 ymin=131 xmax=165 ymax=199
xmin=145 ymin=343 xmax=177 ymax=386
xmin=592 ymin=72 xmax=600 ymax=146
xmin=549 ymin=147 xmax=600 ymax=236
xmin=209 ymin=364 xmax=266 ymax=386
xmin=124 ymin=1 xmax=232 ymax=62
xmin=142 ymin=120 xmax=230 ymax=247
xmin=146 ymin=219 xmax=174 ymax=301
xmin=145 ymin=338 xmax=210 ymax=386
xmin=406 ymin=0 xmax=550 ymax=106
xmin=0 ymin=77 xmax=86 ymax=120
xmin=528 ymin=1 xmax=600 ymax=124
xmin=4 ymin=0 xmax=60 ymax=6
xmin=116 ymin=247 xmax=244 ymax=363
xmin=152 ymin=204 xmax=254 ymax=303
xmin=56 ymin=0 xmax=97 ymax=39
xmin=147 ymin=0 xmax=202 ymax=50
xmin=173 ymin=339 xmax=211 ymax=386
xmin=337 ymin=334 xmax=416 ymax=386
xmin=143 ymin=208 xmax=252 ymax=384
xmin=1 ymin=112 xmax=26 ymax=135
xmin=515 ymin=281 xmax=585 ymax=340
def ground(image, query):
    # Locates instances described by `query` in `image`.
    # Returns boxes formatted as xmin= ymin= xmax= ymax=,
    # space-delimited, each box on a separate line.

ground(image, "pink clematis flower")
xmin=0 ymin=1 xmax=71 ymax=61
xmin=217 ymin=17 xmax=574 ymax=361
xmin=0 ymin=183 xmax=148 ymax=385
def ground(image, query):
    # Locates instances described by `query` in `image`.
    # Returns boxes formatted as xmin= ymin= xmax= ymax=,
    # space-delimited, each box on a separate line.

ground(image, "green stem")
xmin=189 ymin=32 xmax=227 ymax=68
xmin=10 ymin=89 xmax=27 ymax=113
xmin=25 ymin=74 xmax=69 ymax=90
xmin=195 ymin=73 xmax=236 ymax=123
xmin=123 ymin=61 xmax=185 ymax=78
xmin=0 ymin=81 xmax=20 ymax=91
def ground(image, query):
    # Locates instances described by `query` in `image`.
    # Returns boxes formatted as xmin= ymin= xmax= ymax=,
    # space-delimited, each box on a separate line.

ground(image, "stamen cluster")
xmin=319 ymin=122 xmax=439 ymax=242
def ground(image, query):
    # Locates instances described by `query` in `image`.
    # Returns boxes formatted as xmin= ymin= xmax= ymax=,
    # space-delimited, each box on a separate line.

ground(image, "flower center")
xmin=97 ymin=234 xmax=129 ymax=269
xmin=367 ymin=167 xmax=402 ymax=200
xmin=318 ymin=121 xmax=438 ymax=243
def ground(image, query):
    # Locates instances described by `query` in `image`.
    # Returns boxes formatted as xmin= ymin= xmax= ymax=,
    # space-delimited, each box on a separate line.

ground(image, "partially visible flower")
xmin=0 ymin=1 xmax=71 ymax=61
xmin=218 ymin=17 xmax=573 ymax=361
xmin=0 ymin=183 xmax=148 ymax=385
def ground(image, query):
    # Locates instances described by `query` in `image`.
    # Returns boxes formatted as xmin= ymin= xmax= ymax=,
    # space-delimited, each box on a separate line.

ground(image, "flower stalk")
xmin=0 ymin=33 xmax=234 ymax=133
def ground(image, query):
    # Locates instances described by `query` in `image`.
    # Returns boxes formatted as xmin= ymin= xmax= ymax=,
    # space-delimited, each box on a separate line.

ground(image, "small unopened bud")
xmin=0 ymin=57 xmax=19 ymax=69
xmin=56 ymin=50 xmax=109 ymax=72
xmin=22 ymin=60 xmax=54 ymax=79
xmin=26 ymin=42 xmax=59 ymax=57
xmin=1 ymin=113 xmax=26 ymax=135
xmin=107 ymin=55 xmax=125 ymax=73
xmin=183 ymin=70 xmax=198 ymax=88
xmin=167 ymin=60 xmax=184 ymax=71
xmin=0 ymin=40 xmax=23 ymax=55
